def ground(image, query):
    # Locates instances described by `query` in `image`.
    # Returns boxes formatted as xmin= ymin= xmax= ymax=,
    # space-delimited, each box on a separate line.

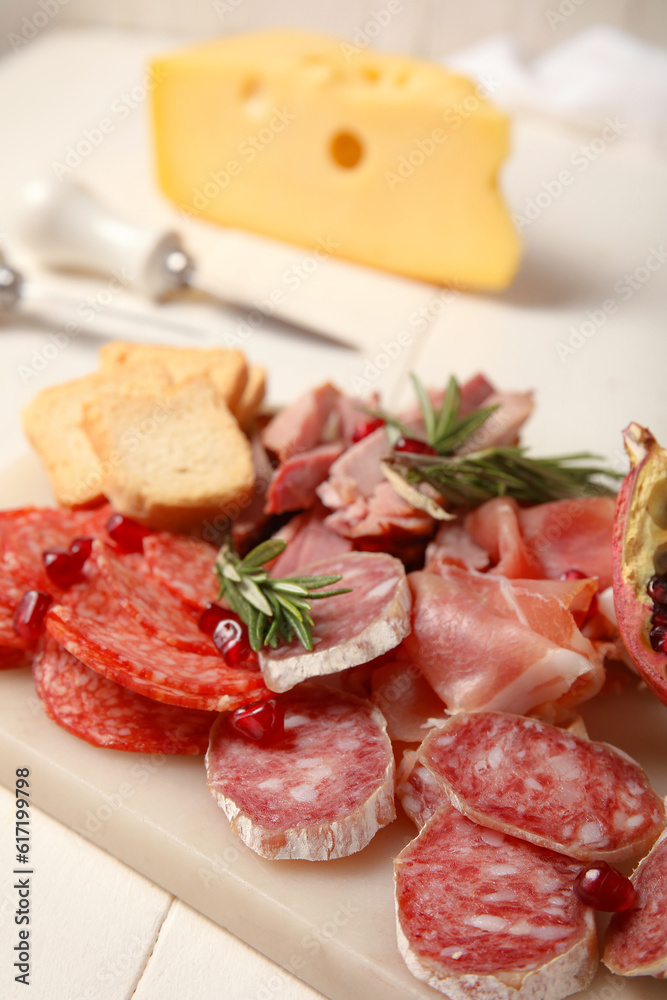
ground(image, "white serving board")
xmin=1 ymin=453 xmax=667 ymax=1000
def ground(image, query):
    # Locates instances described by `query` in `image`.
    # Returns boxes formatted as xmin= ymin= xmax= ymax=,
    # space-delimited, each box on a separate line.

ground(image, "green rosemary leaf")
xmin=432 ymin=375 xmax=460 ymax=443
xmin=433 ymin=405 xmax=498 ymax=455
xmin=410 ymin=372 xmax=436 ymax=443
xmin=215 ymin=537 xmax=347 ymax=651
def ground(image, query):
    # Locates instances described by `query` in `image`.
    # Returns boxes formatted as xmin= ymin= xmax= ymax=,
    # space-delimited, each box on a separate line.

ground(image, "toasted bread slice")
xmin=99 ymin=342 xmax=249 ymax=416
xmin=21 ymin=367 xmax=173 ymax=508
xmin=235 ymin=364 xmax=267 ymax=427
xmin=82 ymin=378 xmax=255 ymax=532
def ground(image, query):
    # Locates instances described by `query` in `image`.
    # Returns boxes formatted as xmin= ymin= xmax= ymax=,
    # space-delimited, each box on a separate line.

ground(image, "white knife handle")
xmin=16 ymin=178 xmax=194 ymax=300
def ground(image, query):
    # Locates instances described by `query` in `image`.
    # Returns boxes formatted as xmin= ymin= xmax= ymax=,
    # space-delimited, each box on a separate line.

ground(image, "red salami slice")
xmin=419 ymin=712 xmax=665 ymax=863
xmin=34 ymin=636 xmax=216 ymax=753
xmin=206 ymin=686 xmax=395 ymax=860
xmin=142 ymin=532 xmax=219 ymax=608
xmin=258 ymin=551 xmax=411 ymax=693
xmin=603 ymin=827 xmax=667 ymax=978
xmin=46 ymin=567 xmax=271 ymax=711
xmin=395 ymin=804 xmax=597 ymax=1000
xmin=92 ymin=540 xmax=215 ymax=654
xmin=396 ymin=750 xmax=446 ymax=829
xmin=0 ymin=507 xmax=96 ymax=602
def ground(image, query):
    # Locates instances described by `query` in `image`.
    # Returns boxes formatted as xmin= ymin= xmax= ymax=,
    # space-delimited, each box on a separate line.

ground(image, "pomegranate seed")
xmin=561 ymin=569 xmax=587 ymax=581
xmin=69 ymin=536 xmax=93 ymax=571
xmin=351 ymin=417 xmax=384 ymax=443
xmin=43 ymin=548 xmax=84 ymax=588
xmin=212 ymin=617 xmax=255 ymax=668
xmin=651 ymin=606 xmax=667 ymax=628
xmin=394 ymin=436 xmax=438 ymax=456
xmin=649 ymin=623 xmax=667 ymax=652
xmin=573 ymin=862 xmax=636 ymax=911
xmin=106 ymin=513 xmax=152 ymax=554
xmin=229 ymin=700 xmax=285 ymax=746
xmin=13 ymin=591 xmax=53 ymax=641
xmin=198 ymin=602 xmax=232 ymax=635
xmin=647 ymin=574 xmax=667 ymax=605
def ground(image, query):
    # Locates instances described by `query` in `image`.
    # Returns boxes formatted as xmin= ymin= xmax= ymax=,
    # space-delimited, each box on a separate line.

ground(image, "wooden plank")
xmin=0 ymin=785 xmax=171 ymax=1000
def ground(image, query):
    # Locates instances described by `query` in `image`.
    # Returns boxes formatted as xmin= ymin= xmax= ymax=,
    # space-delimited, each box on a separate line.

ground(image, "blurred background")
xmin=1 ymin=0 xmax=666 ymax=58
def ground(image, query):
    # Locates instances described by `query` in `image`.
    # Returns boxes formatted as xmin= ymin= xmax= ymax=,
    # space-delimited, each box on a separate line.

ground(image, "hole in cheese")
xmin=241 ymin=77 xmax=266 ymax=116
xmin=330 ymin=131 xmax=364 ymax=169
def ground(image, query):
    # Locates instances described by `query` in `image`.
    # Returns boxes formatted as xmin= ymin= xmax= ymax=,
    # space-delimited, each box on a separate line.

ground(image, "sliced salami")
xmin=34 ymin=636 xmax=216 ymax=753
xmin=603 ymin=827 xmax=667 ymax=978
xmin=46 ymin=567 xmax=271 ymax=712
xmin=206 ymin=685 xmax=395 ymax=860
xmin=268 ymin=507 xmax=352 ymax=578
xmin=394 ymin=804 xmax=597 ymax=1000
xmin=396 ymin=750 xmax=446 ymax=829
xmin=92 ymin=540 xmax=215 ymax=654
xmin=258 ymin=551 xmax=411 ymax=693
xmin=142 ymin=532 xmax=219 ymax=608
xmin=419 ymin=712 xmax=665 ymax=863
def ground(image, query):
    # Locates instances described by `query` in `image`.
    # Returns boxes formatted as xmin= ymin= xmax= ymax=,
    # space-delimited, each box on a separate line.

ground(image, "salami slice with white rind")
xmin=603 ymin=826 xmax=667 ymax=978
xmin=46 ymin=567 xmax=271 ymax=712
xmin=258 ymin=551 xmax=411 ymax=693
xmin=396 ymin=749 xmax=446 ymax=829
xmin=419 ymin=712 xmax=665 ymax=863
xmin=394 ymin=804 xmax=598 ymax=1000
xmin=34 ymin=636 xmax=216 ymax=753
xmin=206 ymin=686 xmax=395 ymax=860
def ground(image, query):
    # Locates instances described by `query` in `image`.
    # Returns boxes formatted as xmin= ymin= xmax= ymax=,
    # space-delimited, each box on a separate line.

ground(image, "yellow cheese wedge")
xmin=151 ymin=30 xmax=520 ymax=290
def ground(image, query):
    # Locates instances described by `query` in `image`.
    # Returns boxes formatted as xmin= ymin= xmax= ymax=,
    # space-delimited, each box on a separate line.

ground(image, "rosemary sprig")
xmin=215 ymin=538 xmax=351 ymax=652
xmin=386 ymin=448 xmax=620 ymax=507
xmin=375 ymin=374 xmax=621 ymax=509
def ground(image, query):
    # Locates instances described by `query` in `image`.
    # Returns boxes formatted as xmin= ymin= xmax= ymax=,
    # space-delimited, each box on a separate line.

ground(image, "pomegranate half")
xmin=613 ymin=422 xmax=667 ymax=706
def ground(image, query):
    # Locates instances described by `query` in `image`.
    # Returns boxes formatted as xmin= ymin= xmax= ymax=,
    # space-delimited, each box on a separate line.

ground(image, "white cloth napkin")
xmin=443 ymin=26 xmax=667 ymax=156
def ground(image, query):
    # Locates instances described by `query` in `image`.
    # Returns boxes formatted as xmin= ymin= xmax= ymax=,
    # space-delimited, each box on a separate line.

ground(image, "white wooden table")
xmin=1 ymin=26 xmax=666 ymax=1000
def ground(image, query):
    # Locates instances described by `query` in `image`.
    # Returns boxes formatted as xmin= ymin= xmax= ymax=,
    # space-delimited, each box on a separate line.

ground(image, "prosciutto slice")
xmin=206 ymin=686 xmax=394 ymax=860
xmin=265 ymin=442 xmax=344 ymax=515
xmin=394 ymin=804 xmax=597 ymax=1000
xmin=259 ymin=551 xmax=411 ymax=693
xmin=419 ymin=712 xmax=665 ymax=862
xmin=404 ymin=568 xmax=604 ymax=717
xmin=603 ymin=827 xmax=667 ymax=978
xmin=370 ymin=659 xmax=447 ymax=743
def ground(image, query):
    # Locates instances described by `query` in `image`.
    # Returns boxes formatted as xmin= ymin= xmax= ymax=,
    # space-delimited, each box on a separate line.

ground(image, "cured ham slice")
xmin=206 ymin=686 xmax=395 ymax=860
xmin=394 ymin=804 xmax=597 ymax=1000
xmin=425 ymin=523 xmax=490 ymax=573
xmin=457 ymin=390 xmax=534 ymax=453
xmin=324 ymin=481 xmax=434 ymax=543
xmin=404 ymin=568 xmax=603 ymax=717
xmin=419 ymin=712 xmax=665 ymax=862
xmin=317 ymin=424 xmax=388 ymax=509
xmin=603 ymin=827 xmax=667 ymax=978
xmin=464 ymin=498 xmax=542 ymax=579
xmin=93 ymin=541 xmax=215 ymax=654
xmin=518 ymin=497 xmax=615 ymax=590
xmin=268 ymin=508 xmax=352 ymax=578
xmin=142 ymin=532 xmax=219 ymax=608
xmin=261 ymin=382 xmax=339 ymax=461
xmin=46 ymin=566 xmax=271 ymax=711
xmin=370 ymin=659 xmax=447 ymax=743
xmin=258 ymin=551 xmax=411 ymax=693
xmin=265 ymin=442 xmax=344 ymax=515
xmin=34 ymin=636 xmax=215 ymax=753
xmin=396 ymin=749 xmax=446 ymax=829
